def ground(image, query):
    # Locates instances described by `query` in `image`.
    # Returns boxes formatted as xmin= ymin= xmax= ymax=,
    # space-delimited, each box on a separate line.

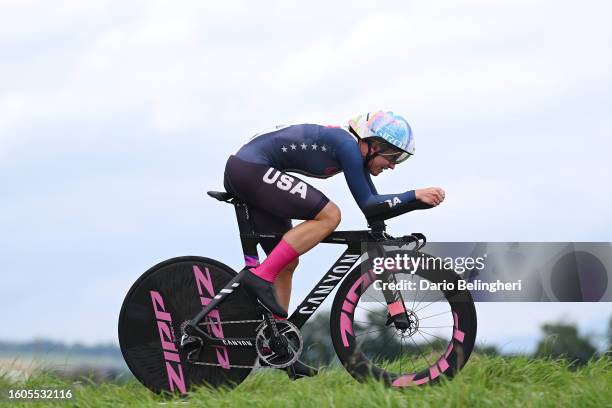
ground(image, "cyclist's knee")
xmin=316 ymin=202 xmax=341 ymax=231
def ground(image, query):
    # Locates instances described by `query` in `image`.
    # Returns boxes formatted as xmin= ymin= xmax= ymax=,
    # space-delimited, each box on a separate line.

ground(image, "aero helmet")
xmin=348 ymin=111 xmax=414 ymax=164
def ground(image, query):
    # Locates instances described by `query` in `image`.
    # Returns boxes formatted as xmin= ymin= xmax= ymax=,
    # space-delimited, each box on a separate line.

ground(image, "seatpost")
xmin=233 ymin=200 xmax=260 ymax=267
xmin=233 ymin=201 xmax=254 ymax=235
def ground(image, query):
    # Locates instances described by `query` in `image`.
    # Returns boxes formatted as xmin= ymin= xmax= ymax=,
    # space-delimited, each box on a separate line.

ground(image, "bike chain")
xmin=190 ymin=360 xmax=258 ymax=369
xmin=198 ymin=319 xmax=264 ymax=326
xmin=183 ymin=319 xmax=267 ymax=369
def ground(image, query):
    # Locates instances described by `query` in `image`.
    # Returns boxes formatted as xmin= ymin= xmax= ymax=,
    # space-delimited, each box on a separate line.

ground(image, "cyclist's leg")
xmin=225 ymin=157 xmax=324 ymax=377
xmin=244 ymin=212 xmax=316 ymax=378
xmin=224 ymin=155 xmax=337 ymax=315
xmin=261 ymin=203 xmax=340 ymax=309
xmin=282 ymin=202 xmax=341 ymax=253
xmin=274 ymin=260 xmax=298 ymax=310
xmin=253 ymin=202 xmax=339 ymax=296
xmin=250 ymin=209 xmax=298 ymax=311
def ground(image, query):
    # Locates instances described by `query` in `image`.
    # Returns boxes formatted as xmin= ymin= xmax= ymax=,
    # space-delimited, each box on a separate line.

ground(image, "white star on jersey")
xmin=290 ymin=144 xmax=297 ymax=150
xmin=311 ymin=143 xmax=318 ymax=150
xmin=301 ymin=143 xmax=307 ymax=150
xmin=321 ymin=145 xmax=327 ymax=152
xmin=281 ymin=145 xmax=288 ymax=152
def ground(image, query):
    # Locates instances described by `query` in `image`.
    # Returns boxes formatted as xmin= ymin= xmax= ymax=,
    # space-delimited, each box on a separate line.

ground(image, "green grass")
xmin=1 ymin=356 xmax=611 ymax=407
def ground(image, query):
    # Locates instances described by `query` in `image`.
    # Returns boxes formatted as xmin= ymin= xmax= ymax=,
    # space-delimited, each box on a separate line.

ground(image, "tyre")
xmin=330 ymin=250 xmax=477 ymax=387
xmin=118 ymin=256 xmax=261 ymax=394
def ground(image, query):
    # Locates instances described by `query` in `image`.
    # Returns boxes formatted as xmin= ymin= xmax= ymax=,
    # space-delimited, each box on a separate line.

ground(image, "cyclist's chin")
xmin=369 ymin=168 xmax=383 ymax=176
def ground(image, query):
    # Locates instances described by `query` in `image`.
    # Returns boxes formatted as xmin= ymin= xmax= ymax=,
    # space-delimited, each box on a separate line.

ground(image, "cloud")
xmin=0 ymin=0 xmax=611 ymax=343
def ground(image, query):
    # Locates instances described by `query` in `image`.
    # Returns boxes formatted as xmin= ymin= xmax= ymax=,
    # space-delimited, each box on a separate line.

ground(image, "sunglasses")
xmin=379 ymin=151 xmax=410 ymax=164
xmin=375 ymin=142 xmax=412 ymax=164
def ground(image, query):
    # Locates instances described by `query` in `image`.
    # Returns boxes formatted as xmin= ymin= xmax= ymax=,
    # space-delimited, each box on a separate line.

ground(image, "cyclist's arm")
xmin=364 ymin=169 xmax=379 ymax=195
xmin=337 ymin=141 xmax=429 ymax=220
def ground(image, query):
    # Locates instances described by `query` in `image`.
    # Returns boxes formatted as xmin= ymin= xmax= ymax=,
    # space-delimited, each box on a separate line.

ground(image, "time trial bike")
xmin=118 ymin=191 xmax=477 ymax=394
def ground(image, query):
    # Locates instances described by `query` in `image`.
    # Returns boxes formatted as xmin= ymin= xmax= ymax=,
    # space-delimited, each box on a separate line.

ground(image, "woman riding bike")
xmin=223 ymin=111 xmax=445 ymax=378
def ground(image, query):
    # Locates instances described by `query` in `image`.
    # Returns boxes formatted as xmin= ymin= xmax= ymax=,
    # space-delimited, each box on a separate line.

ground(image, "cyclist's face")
xmin=368 ymin=154 xmax=396 ymax=176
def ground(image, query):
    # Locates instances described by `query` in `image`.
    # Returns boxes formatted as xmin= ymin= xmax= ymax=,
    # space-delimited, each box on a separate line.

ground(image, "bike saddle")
xmin=207 ymin=191 xmax=235 ymax=202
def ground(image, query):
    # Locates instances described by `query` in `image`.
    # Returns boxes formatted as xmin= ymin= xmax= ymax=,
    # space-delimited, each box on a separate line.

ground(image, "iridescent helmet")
xmin=348 ymin=111 xmax=414 ymax=164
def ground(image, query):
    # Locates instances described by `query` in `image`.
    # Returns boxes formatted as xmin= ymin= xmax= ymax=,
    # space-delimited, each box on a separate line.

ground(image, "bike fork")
xmin=380 ymin=269 xmax=412 ymax=331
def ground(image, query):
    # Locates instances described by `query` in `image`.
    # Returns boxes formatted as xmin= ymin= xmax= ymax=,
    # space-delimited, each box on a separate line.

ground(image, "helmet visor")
xmin=376 ymin=140 xmax=412 ymax=164
xmin=379 ymin=151 xmax=411 ymax=164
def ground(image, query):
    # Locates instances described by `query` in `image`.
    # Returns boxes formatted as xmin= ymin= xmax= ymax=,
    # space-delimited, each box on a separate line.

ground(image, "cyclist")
xmin=223 ymin=111 xmax=445 ymax=377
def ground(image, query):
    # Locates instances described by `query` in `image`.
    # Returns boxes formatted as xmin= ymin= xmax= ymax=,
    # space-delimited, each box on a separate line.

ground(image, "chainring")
xmin=255 ymin=320 xmax=303 ymax=368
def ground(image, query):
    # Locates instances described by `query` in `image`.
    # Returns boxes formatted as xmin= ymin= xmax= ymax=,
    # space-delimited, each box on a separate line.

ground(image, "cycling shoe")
xmin=240 ymin=269 xmax=288 ymax=318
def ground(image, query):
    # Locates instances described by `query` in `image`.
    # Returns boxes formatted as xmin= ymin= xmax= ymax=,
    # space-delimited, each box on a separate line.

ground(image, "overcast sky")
xmin=1 ymin=0 xmax=611 ymax=352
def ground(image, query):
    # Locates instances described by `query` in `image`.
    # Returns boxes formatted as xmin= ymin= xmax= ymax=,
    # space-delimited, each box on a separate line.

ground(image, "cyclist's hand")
xmin=415 ymin=187 xmax=445 ymax=207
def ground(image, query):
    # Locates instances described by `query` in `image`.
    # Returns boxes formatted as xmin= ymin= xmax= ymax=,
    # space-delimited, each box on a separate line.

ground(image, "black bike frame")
xmin=187 ymin=194 xmax=425 ymax=344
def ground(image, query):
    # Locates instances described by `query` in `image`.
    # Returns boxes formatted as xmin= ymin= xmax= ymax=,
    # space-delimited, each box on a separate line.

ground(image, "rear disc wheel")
xmin=118 ymin=256 xmax=261 ymax=394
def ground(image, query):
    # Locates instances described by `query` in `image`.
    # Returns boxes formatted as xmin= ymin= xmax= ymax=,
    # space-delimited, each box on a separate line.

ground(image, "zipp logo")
xmin=262 ymin=168 xmax=308 ymax=199
xmin=150 ymin=291 xmax=187 ymax=394
xmin=193 ymin=265 xmax=230 ymax=369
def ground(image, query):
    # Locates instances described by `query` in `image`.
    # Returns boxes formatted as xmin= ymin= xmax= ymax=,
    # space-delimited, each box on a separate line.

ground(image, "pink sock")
xmin=251 ymin=240 xmax=299 ymax=283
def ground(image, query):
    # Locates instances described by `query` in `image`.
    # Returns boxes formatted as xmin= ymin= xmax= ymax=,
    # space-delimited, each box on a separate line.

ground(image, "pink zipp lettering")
xmin=150 ymin=291 xmax=172 ymax=322
xmin=165 ymin=362 xmax=186 ymax=393
xmin=437 ymin=357 xmax=450 ymax=372
xmin=414 ymin=376 xmax=430 ymax=385
xmin=452 ymin=311 xmax=465 ymax=343
xmin=164 ymin=350 xmax=181 ymax=363
xmin=342 ymin=300 xmax=355 ymax=314
xmin=392 ymin=373 xmax=416 ymax=387
xmin=194 ymin=265 xmax=216 ymax=298
xmin=340 ymin=312 xmax=353 ymax=347
xmin=149 ymin=290 xmax=187 ymax=394
xmin=206 ymin=310 xmax=225 ymax=339
xmin=193 ymin=265 xmax=230 ymax=369
xmin=453 ymin=329 xmax=465 ymax=342
xmin=445 ymin=342 xmax=454 ymax=358
xmin=429 ymin=365 xmax=440 ymax=380
xmin=346 ymin=271 xmax=373 ymax=303
xmin=157 ymin=321 xmax=178 ymax=352
xmin=340 ymin=271 xmax=375 ymax=347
